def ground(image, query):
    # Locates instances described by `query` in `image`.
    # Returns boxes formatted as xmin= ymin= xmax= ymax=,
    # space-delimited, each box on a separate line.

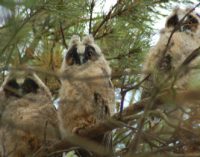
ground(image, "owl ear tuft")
xmin=173 ymin=6 xmax=180 ymax=13
xmin=185 ymin=7 xmax=193 ymax=12
xmin=69 ymin=35 xmax=80 ymax=47
xmin=82 ymin=34 xmax=94 ymax=45
xmin=166 ymin=8 xmax=180 ymax=28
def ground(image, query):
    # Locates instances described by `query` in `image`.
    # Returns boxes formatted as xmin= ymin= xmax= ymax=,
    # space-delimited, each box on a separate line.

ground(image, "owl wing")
xmin=141 ymin=43 xmax=173 ymax=100
xmin=92 ymin=68 xmax=115 ymax=155
xmin=100 ymin=67 xmax=115 ymax=115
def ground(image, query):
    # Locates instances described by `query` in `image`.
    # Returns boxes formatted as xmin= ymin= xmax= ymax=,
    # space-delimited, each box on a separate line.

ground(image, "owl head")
xmin=0 ymin=70 xmax=51 ymax=98
xmin=164 ymin=7 xmax=200 ymax=35
xmin=61 ymin=35 xmax=106 ymax=70
xmin=143 ymin=8 xmax=200 ymax=79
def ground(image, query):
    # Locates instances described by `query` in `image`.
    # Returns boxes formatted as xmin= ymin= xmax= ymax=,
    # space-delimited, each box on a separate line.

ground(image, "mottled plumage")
xmin=142 ymin=8 xmax=200 ymax=97
xmin=0 ymin=70 xmax=60 ymax=157
xmin=58 ymin=35 xmax=115 ymax=155
xmin=141 ymin=8 xmax=200 ymax=152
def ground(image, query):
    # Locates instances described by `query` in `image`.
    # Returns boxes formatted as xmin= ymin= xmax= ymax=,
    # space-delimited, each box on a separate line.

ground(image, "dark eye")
xmin=83 ymin=45 xmax=98 ymax=63
xmin=21 ymin=78 xmax=39 ymax=94
xmin=166 ymin=14 xmax=179 ymax=28
xmin=182 ymin=15 xmax=199 ymax=32
xmin=87 ymin=50 xmax=94 ymax=58
xmin=4 ymin=79 xmax=20 ymax=97
xmin=65 ymin=45 xmax=81 ymax=66
xmin=86 ymin=46 xmax=95 ymax=59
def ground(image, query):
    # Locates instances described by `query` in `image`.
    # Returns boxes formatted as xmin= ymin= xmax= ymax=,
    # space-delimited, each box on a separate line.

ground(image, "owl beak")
xmin=79 ymin=54 xmax=84 ymax=64
xmin=16 ymin=78 xmax=25 ymax=85
xmin=16 ymin=78 xmax=25 ymax=96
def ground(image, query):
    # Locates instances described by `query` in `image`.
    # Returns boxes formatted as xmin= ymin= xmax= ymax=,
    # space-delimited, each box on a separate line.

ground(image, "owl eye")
xmin=21 ymin=78 xmax=39 ymax=94
xmin=182 ymin=15 xmax=199 ymax=32
xmin=166 ymin=14 xmax=179 ymax=28
xmin=4 ymin=79 xmax=20 ymax=97
xmin=83 ymin=45 xmax=99 ymax=63
xmin=87 ymin=49 xmax=94 ymax=58
xmin=65 ymin=45 xmax=81 ymax=66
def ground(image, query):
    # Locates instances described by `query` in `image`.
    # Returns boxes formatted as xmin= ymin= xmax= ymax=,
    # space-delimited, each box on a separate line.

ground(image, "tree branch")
xmin=59 ymin=21 xmax=68 ymax=49
xmin=92 ymin=1 xmax=118 ymax=37
xmin=89 ymin=0 xmax=95 ymax=34
xmin=47 ymin=88 xmax=200 ymax=155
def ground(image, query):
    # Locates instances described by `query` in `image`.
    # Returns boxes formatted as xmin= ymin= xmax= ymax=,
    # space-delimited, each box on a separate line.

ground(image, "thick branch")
xmin=47 ymin=88 xmax=200 ymax=155
xmin=47 ymin=131 xmax=113 ymax=156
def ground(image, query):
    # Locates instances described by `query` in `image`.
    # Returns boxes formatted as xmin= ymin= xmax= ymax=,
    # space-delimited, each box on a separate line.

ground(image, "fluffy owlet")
xmin=142 ymin=8 xmax=200 ymax=98
xmin=0 ymin=70 xmax=60 ymax=157
xmin=141 ymin=8 xmax=200 ymax=152
xmin=58 ymin=35 xmax=115 ymax=154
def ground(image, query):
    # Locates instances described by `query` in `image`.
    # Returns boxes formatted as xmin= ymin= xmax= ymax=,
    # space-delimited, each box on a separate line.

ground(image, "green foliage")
xmin=0 ymin=0 xmax=195 ymax=155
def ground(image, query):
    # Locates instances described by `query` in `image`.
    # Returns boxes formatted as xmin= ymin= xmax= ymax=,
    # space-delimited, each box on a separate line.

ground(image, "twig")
xmin=126 ymin=43 xmax=200 ymax=154
xmin=128 ymin=7 xmax=200 ymax=154
xmin=49 ymin=39 xmax=56 ymax=71
xmin=0 ymin=7 xmax=44 ymax=57
xmin=46 ymin=88 xmax=200 ymax=155
xmin=123 ymin=74 xmax=151 ymax=93
xmin=47 ymin=132 xmax=113 ymax=156
xmin=169 ymin=46 xmax=200 ymax=88
xmin=179 ymin=46 xmax=200 ymax=68
xmin=106 ymin=49 xmax=137 ymax=61
xmin=127 ymin=43 xmax=200 ymax=153
xmin=119 ymin=75 xmax=127 ymax=116
xmin=93 ymin=0 xmax=122 ymax=36
xmin=148 ymin=110 xmax=198 ymax=136
xmin=89 ymin=0 xmax=95 ymax=34
xmin=114 ymin=131 xmax=132 ymax=147
xmin=59 ymin=21 xmax=68 ymax=49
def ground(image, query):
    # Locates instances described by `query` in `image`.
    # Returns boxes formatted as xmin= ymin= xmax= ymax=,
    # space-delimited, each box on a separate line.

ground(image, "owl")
xmin=142 ymin=8 xmax=200 ymax=152
xmin=58 ymin=35 xmax=115 ymax=154
xmin=0 ymin=70 xmax=60 ymax=157
xmin=142 ymin=7 xmax=200 ymax=98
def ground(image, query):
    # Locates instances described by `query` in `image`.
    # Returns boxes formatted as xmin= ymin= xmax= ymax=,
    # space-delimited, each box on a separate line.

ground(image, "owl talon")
xmin=72 ymin=118 xmax=96 ymax=134
xmin=72 ymin=127 xmax=82 ymax=134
